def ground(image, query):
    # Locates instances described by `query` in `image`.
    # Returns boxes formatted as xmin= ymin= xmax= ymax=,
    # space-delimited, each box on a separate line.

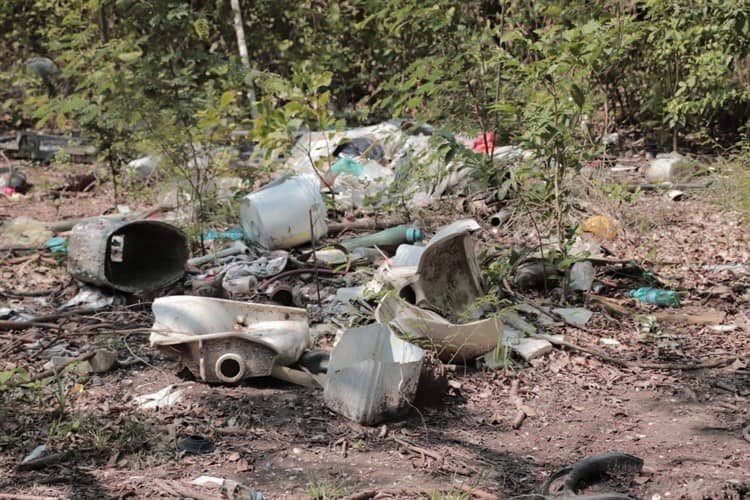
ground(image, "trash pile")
xmin=5 ymin=121 xmax=737 ymax=500
xmin=1 ymin=122 xmax=716 ymax=429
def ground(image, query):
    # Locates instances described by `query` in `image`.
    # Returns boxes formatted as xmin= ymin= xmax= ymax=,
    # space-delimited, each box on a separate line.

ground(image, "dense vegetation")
xmin=2 ymin=1 xmax=748 ymax=166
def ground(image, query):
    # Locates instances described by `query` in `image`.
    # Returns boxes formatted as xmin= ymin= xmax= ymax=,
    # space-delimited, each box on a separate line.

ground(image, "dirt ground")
xmin=0 ymin=160 xmax=749 ymax=500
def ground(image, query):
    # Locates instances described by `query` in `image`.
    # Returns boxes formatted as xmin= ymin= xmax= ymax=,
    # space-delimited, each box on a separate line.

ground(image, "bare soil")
xmin=0 ymin=160 xmax=748 ymax=500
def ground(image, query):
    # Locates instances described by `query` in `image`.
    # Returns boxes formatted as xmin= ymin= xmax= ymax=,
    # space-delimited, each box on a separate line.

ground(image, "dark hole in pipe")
xmin=106 ymin=221 xmax=188 ymax=291
xmin=270 ymin=287 xmax=294 ymax=307
xmin=219 ymin=358 xmax=241 ymax=379
xmin=399 ymin=285 xmax=416 ymax=304
xmin=490 ymin=216 xmax=502 ymax=227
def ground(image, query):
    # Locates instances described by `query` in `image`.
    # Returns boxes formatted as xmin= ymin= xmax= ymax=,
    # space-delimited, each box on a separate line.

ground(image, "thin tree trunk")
xmin=229 ymin=0 xmax=258 ymax=118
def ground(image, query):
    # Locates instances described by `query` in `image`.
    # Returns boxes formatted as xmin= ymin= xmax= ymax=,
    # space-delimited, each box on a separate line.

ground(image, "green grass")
xmin=306 ymin=479 xmax=349 ymax=500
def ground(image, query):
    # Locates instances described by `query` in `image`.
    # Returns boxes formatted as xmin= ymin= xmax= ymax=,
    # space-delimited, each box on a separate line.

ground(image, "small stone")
xmin=90 ymin=349 xmax=118 ymax=373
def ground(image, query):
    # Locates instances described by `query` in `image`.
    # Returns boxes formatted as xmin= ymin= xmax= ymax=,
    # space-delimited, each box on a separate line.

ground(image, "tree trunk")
xmin=229 ymin=0 xmax=258 ymax=118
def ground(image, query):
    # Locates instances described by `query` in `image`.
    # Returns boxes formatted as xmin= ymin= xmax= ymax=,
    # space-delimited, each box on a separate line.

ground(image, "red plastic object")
xmin=1 ymin=186 xmax=16 ymax=196
xmin=472 ymin=132 xmax=497 ymax=153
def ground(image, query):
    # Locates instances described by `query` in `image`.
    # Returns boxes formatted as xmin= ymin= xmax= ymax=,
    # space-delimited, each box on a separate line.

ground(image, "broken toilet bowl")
xmin=375 ymin=294 xmax=503 ymax=364
xmin=150 ymin=296 xmax=309 ymax=384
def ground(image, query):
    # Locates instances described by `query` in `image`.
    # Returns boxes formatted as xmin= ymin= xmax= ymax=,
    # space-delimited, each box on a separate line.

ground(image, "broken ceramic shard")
xmin=324 ymin=323 xmax=424 ymax=425
xmin=395 ymin=219 xmax=483 ymax=318
xmin=150 ymin=296 xmax=309 ymax=383
xmin=375 ymin=294 xmax=503 ymax=363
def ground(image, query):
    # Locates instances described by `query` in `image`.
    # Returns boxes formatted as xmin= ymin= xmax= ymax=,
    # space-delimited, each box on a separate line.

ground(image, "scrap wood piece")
xmin=509 ymin=379 xmax=537 ymax=429
xmin=45 ymin=204 xmax=175 ymax=233
xmin=589 ymin=296 xmax=726 ymax=325
xmin=532 ymin=335 xmax=737 ymax=371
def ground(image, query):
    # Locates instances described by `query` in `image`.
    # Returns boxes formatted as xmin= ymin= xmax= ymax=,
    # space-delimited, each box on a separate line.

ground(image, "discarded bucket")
xmin=68 ymin=218 xmax=188 ymax=293
xmin=240 ymin=175 xmax=327 ymax=249
xmin=324 ymin=323 xmax=424 ymax=425
xmin=150 ymin=296 xmax=309 ymax=383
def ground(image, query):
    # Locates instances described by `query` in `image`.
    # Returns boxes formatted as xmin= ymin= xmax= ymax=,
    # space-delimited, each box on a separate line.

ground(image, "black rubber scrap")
xmin=541 ymin=452 xmax=644 ymax=497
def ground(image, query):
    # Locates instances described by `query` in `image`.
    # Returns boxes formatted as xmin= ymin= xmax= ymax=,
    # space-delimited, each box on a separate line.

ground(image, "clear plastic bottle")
xmin=629 ymin=287 xmax=681 ymax=307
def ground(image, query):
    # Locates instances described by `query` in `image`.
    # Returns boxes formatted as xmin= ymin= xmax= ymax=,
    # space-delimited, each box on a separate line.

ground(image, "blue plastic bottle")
xmin=629 ymin=287 xmax=681 ymax=307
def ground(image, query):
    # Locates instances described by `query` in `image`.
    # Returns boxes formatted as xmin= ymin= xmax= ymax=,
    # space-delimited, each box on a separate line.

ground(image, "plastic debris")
xmin=340 ymin=225 xmax=423 ymax=251
xmin=552 ymin=307 xmax=594 ymax=327
xmin=59 ymin=285 xmax=124 ymax=310
xmin=391 ymin=244 xmax=426 ymax=267
xmin=188 ymin=240 xmax=251 ymax=267
xmin=629 ymin=287 xmax=681 ymax=307
xmin=22 ymin=445 xmax=49 ymax=464
xmin=569 ymin=261 xmax=595 ymax=292
xmin=324 ymin=323 xmax=424 ymax=425
xmin=472 ymin=131 xmax=497 ymax=153
xmin=581 ymin=215 xmax=618 ymax=241
xmin=134 ymin=384 xmax=185 ymax=410
xmin=45 ymin=236 xmax=67 ymax=254
xmin=645 ymin=152 xmax=682 ymax=182
xmin=331 ymin=157 xmax=364 ymax=176
xmin=150 ymin=296 xmax=309 ymax=383
xmin=240 ymin=175 xmax=327 ymax=249
xmin=126 ymin=155 xmax=160 ymax=180
xmin=204 ymin=227 xmax=244 ymax=241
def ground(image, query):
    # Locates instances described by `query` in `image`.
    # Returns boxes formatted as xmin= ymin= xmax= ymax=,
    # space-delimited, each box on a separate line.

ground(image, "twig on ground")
xmin=0 ymin=494 xmax=62 ymax=500
xmin=0 ymin=320 xmax=61 ymax=332
xmin=156 ymin=481 xmax=220 ymax=500
xmin=533 ymin=334 xmax=737 ymax=371
xmin=122 ymin=336 xmax=163 ymax=373
xmin=509 ymin=379 xmax=536 ymax=429
xmin=391 ymin=436 xmax=443 ymax=463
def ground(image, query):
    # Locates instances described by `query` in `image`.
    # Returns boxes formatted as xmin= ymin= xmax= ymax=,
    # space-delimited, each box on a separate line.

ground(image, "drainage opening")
xmin=219 ymin=357 xmax=242 ymax=379
xmin=399 ymin=285 xmax=416 ymax=304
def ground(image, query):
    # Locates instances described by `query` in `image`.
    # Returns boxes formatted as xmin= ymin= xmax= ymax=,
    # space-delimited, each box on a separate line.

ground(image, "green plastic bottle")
xmin=340 ymin=225 xmax=423 ymax=251
xmin=629 ymin=287 xmax=681 ymax=307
